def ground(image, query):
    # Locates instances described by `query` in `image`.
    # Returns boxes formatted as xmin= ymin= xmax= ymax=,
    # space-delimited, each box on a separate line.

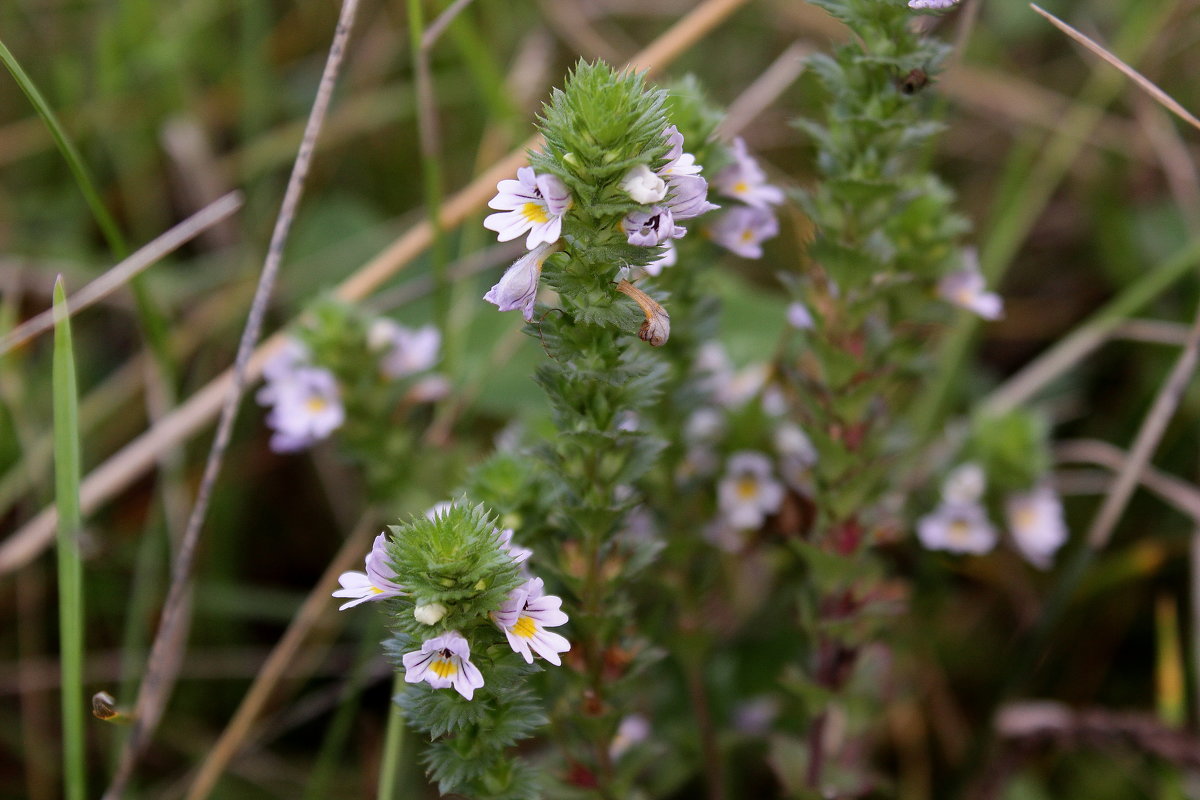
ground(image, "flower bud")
xmin=413 ymin=602 xmax=448 ymax=625
xmin=621 ymin=164 xmax=668 ymax=204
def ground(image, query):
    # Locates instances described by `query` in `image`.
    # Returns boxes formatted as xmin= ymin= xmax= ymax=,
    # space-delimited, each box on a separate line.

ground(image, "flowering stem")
xmin=376 ymin=672 xmax=407 ymax=800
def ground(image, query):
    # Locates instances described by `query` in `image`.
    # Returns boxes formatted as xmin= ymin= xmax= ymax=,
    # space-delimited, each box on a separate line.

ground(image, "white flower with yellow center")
xmin=1006 ymin=485 xmax=1068 ymax=568
xmin=402 ymin=631 xmax=485 ymax=700
xmin=917 ymin=502 xmax=997 ymax=554
xmin=483 ymin=166 xmax=572 ymax=249
xmin=332 ymin=533 xmax=405 ymax=610
xmin=490 ymin=577 xmax=570 ymax=666
xmin=256 ymin=348 xmax=344 ymax=453
xmin=718 ymin=451 xmax=785 ymax=530
xmin=714 ymin=137 xmax=785 ymax=210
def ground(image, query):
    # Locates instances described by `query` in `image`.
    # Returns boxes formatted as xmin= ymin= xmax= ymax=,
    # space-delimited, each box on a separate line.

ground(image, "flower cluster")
xmin=480 ymin=63 xmax=718 ymax=344
xmin=917 ymin=462 xmax=1069 ymax=567
xmin=706 ymin=137 xmax=785 ymax=259
xmin=333 ymin=503 xmax=569 ymax=701
xmin=257 ymin=311 xmax=445 ymax=455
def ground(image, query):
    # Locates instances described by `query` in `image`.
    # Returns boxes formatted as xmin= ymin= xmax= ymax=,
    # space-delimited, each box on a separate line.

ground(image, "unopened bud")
xmin=413 ymin=603 xmax=448 ymax=625
xmin=620 ymin=164 xmax=667 ymax=204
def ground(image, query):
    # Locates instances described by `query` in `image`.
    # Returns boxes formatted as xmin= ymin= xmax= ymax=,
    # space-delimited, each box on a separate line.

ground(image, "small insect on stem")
xmin=898 ymin=68 xmax=929 ymax=95
xmin=92 ymin=691 xmax=133 ymax=724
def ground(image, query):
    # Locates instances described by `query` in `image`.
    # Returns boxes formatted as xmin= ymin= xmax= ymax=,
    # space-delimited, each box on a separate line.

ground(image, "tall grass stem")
xmin=52 ymin=278 xmax=87 ymax=800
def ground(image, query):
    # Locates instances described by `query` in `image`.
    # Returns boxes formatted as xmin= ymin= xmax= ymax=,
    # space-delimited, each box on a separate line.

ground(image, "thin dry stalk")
xmin=1114 ymin=318 xmax=1193 ymax=346
xmin=0 ymin=0 xmax=751 ymax=576
xmin=1054 ymin=439 xmax=1200 ymax=522
xmin=1084 ymin=304 xmax=1200 ymax=549
xmin=1031 ymin=3 xmax=1200 ymax=133
xmin=1134 ymin=96 xmax=1200 ymax=229
xmin=101 ymin=3 xmax=362 ymax=796
xmin=183 ymin=515 xmax=376 ymax=800
xmin=0 ymin=192 xmax=243 ymax=356
xmin=996 ymin=701 xmax=1200 ymax=769
xmin=717 ymin=42 xmax=812 ymax=140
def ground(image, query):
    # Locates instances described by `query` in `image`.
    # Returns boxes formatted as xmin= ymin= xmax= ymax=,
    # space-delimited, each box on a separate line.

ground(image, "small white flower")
xmin=621 ymin=164 xmax=668 ymax=204
xmin=938 ymin=250 xmax=1002 ymax=320
xmin=609 ymin=714 xmax=651 ymax=760
xmin=787 ymin=301 xmax=814 ymax=330
xmin=909 ymin=0 xmax=959 ymax=9
xmin=424 ymin=501 xmax=453 ymax=520
xmin=414 ymin=602 xmax=448 ymax=625
xmin=761 ymin=385 xmax=787 ymax=417
xmin=718 ymin=364 xmax=769 ymax=409
xmin=370 ymin=320 xmax=440 ymax=378
xmin=402 ymin=631 xmax=485 ymax=700
xmin=776 ymin=423 xmax=818 ymax=470
xmin=332 ymin=533 xmax=405 ymax=610
xmin=491 ymin=577 xmax=571 ymax=666
xmin=1006 ymin=485 xmax=1068 ymax=569
xmin=917 ymin=502 xmax=997 ymax=554
xmin=942 ymin=462 xmax=985 ymax=505
xmin=484 ymin=242 xmax=557 ymax=321
xmin=257 ymin=357 xmax=345 ymax=453
xmin=483 ymin=167 xmax=571 ymax=250
xmin=685 ymin=408 xmax=725 ymax=443
xmin=718 ymin=451 xmax=785 ymax=529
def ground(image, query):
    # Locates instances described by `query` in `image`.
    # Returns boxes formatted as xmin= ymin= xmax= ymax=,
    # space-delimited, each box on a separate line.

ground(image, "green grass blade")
xmin=52 ymin=277 xmax=88 ymax=800
xmin=376 ymin=673 xmax=407 ymax=800
xmin=0 ymin=39 xmax=128 ymax=258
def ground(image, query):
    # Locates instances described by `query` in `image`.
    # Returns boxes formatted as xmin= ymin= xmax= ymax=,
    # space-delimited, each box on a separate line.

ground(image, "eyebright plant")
xmin=337 ymin=501 xmax=568 ymax=799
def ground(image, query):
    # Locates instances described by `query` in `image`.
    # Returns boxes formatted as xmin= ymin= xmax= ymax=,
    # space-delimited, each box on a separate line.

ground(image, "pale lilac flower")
xmin=714 ymin=138 xmax=785 ymax=209
xmin=1006 ymin=485 xmax=1068 ymax=569
xmin=718 ymin=363 xmax=769 ymax=409
xmin=718 ymin=451 xmax=785 ymax=529
xmin=938 ymin=251 xmax=1002 ymax=320
xmin=369 ymin=319 xmax=440 ymax=379
xmin=609 ymin=715 xmax=651 ymax=760
xmin=498 ymin=528 xmax=533 ymax=565
xmin=621 ymin=126 xmax=717 ymax=249
xmin=617 ymin=411 xmax=640 ymax=432
xmin=622 ymin=206 xmax=684 ymax=247
xmin=425 ymin=501 xmax=453 ymax=520
xmin=402 ymin=631 xmax=485 ymax=700
xmin=484 ymin=242 xmax=558 ymax=321
xmin=709 ymin=206 xmax=779 ymax=259
xmin=483 ymin=166 xmax=572 ymax=249
xmin=408 ymin=374 xmax=451 ymax=403
xmin=262 ymin=338 xmax=310 ymax=383
xmin=909 ymin=0 xmax=959 ymax=9
xmin=761 ymin=385 xmax=787 ymax=417
xmin=917 ymin=502 xmax=997 ymax=554
xmin=787 ymin=301 xmax=814 ymax=330
xmin=642 ymin=241 xmax=677 ymax=277
xmin=734 ymin=696 xmax=781 ymax=735
xmin=333 ymin=533 xmax=405 ymax=610
xmin=620 ymin=164 xmax=667 ymax=204
xmin=776 ymin=423 xmax=818 ymax=471
xmin=942 ymin=462 xmax=985 ymax=506
xmin=685 ymin=408 xmax=725 ymax=443
xmin=258 ymin=363 xmax=345 ymax=453
xmin=491 ymin=577 xmax=571 ymax=666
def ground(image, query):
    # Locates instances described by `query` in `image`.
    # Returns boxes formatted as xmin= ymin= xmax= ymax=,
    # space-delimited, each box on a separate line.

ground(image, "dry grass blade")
xmin=1030 ymin=3 xmax=1200 ymax=133
xmin=1084 ymin=303 xmax=1200 ymax=550
xmin=0 ymin=192 xmax=243 ymax=356
xmin=717 ymin=41 xmax=812 ymax=140
xmin=1055 ymin=439 xmax=1200 ymax=523
xmin=0 ymin=0 xmax=751 ymax=576
xmin=183 ymin=515 xmax=376 ymax=800
xmin=101 ymin=2 xmax=362 ymax=796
